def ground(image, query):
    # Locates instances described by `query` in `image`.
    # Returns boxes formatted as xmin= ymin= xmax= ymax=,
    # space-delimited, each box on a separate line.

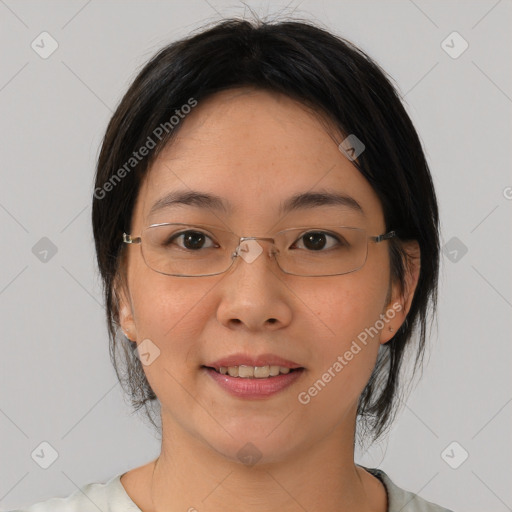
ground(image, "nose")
xmin=216 ymin=237 xmax=292 ymax=331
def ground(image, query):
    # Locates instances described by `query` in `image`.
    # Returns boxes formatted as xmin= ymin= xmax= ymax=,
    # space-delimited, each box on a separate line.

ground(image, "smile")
xmin=202 ymin=366 xmax=306 ymax=399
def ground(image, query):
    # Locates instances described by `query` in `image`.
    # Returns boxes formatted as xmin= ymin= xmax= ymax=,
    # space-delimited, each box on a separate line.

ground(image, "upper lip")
xmin=204 ymin=353 xmax=303 ymax=370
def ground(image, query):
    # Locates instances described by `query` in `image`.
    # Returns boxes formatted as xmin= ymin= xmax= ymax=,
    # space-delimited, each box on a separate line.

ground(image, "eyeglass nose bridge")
xmin=232 ymin=235 xmax=280 ymax=264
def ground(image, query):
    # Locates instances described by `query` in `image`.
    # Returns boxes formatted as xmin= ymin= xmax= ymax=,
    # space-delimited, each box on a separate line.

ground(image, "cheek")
xmin=307 ymin=271 xmax=389 ymax=345
xmin=130 ymin=270 xmax=214 ymax=364
xmin=128 ymin=276 xmax=218 ymax=416
xmin=298 ymin=269 xmax=389 ymax=396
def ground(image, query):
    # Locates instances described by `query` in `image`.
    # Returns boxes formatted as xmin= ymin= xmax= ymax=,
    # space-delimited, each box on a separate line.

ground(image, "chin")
xmin=201 ymin=424 xmax=302 ymax=467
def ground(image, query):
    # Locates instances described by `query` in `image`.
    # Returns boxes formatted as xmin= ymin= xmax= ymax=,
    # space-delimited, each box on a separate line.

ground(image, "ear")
xmin=379 ymin=240 xmax=421 ymax=345
xmin=114 ymin=273 xmax=138 ymax=342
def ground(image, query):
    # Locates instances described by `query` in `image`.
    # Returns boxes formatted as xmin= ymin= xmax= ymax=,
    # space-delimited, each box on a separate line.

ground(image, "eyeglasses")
xmin=122 ymin=223 xmax=396 ymax=277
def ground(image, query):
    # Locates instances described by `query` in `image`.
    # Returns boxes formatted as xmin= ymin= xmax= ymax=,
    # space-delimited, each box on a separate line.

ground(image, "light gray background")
xmin=1 ymin=1 xmax=511 ymax=511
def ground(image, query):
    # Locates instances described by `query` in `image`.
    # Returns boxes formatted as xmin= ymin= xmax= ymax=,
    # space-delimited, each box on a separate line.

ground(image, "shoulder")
xmin=360 ymin=465 xmax=455 ymax=512
xmin=8 ymin=473 xmax=141 ymax=512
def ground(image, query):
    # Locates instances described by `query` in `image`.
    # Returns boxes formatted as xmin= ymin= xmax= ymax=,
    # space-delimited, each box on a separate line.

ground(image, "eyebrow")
xmin=149 ymin=189 xmax=365 ymax=217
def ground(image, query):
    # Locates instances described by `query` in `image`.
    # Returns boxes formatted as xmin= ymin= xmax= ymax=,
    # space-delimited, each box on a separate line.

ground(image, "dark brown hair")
xmin=92 ymin=17 xmax=439 ymax=445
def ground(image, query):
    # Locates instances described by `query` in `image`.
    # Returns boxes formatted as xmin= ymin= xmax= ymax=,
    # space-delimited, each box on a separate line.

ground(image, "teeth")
xmin=269 ymin=365 xmax=280 ymax=377
xmin=217 ymin=365 xmax=295 ymax=378
xmin=254 ymin=366 xmax=270 ymax=379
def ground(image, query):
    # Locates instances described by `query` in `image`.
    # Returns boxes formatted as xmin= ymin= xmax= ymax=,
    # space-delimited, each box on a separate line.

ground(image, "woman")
xmin=16 ymin=17 xmax=453 ymax=512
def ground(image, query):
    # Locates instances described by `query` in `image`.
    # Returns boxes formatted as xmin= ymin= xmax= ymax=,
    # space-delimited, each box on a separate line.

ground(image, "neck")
xmin=149 ymin=409 xmax=386 ymax=512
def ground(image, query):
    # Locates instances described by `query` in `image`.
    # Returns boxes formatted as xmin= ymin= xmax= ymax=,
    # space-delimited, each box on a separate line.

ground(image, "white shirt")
xmin=10 ymin=466 xmax=454 ymax=512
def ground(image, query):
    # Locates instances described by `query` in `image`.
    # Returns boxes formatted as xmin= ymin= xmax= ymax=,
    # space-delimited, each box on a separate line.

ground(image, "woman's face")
xmin=118 ymin=88 xmax=413 ymax=464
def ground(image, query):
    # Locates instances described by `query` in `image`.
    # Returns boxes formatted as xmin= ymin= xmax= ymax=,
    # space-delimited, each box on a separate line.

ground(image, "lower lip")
xmin=203 ymin=367 xmax=305 ymax=399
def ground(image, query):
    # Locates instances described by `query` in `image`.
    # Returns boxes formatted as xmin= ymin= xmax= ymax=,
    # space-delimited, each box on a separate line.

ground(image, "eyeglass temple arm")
xmin=371 ymin=230 xmax=396 ymax=243
xmin=123 ymin=233 xmax=141 ymax=244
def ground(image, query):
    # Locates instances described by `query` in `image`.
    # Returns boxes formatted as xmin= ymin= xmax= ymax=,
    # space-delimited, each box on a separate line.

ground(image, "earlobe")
xmin=119 ymin=302 xmax=137 ymax=342
xmin=378 ymin=301 xmax=406 ymax=345
xmin=115 ymin=275 xmax=137 ymax=342
xmin=379 ymin=240 xmax=421 ymax=345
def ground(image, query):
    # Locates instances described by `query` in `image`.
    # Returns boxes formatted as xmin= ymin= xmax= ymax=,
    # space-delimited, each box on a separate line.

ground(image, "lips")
xmin=203 ymin=365 xmax=305 ymax=399
xmin=201 ymin=353 xmax=305 ymax=399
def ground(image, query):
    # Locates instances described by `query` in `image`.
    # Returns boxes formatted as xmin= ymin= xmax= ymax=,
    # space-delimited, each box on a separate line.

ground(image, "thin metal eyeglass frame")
xmin=122 ymin=223 xmax=397 ymax=277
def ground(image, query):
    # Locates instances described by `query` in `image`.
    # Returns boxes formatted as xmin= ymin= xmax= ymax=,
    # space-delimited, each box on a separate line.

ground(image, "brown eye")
xmin=168 ymin=231 xmax=217 ymax=250
xmin=293 ymin=231 xmax=342 ymax=251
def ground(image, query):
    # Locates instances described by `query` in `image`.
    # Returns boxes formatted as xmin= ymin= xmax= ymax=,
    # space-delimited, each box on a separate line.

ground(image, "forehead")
xmin=132 ymin=88 xmax=384 ymax=231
